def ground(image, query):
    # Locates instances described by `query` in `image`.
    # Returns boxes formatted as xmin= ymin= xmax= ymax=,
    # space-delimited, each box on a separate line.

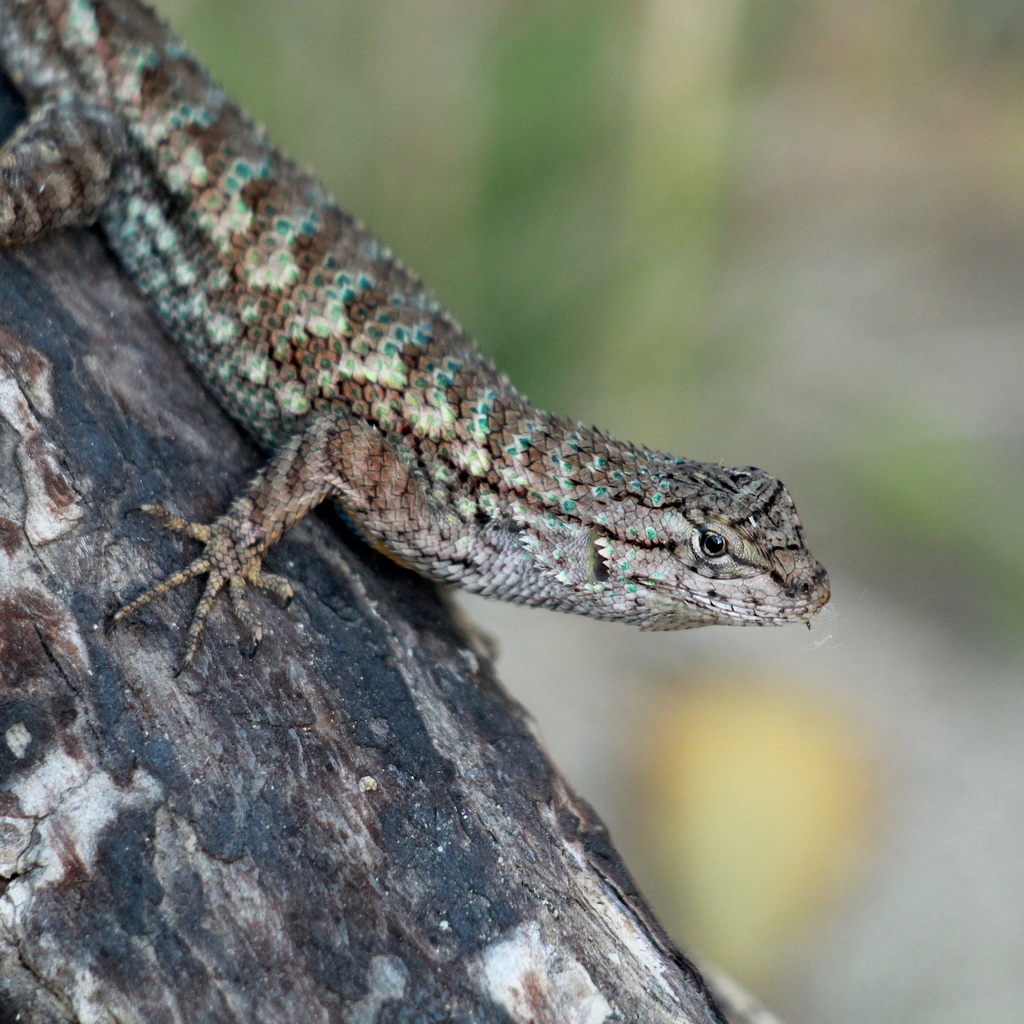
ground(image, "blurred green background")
xmin=152 ymin=1 xmax=1024 ymax=1019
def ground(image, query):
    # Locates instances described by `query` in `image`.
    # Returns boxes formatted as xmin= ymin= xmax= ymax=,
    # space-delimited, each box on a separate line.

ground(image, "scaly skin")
xmin=0 ymin=0 xmax=829 ymax=665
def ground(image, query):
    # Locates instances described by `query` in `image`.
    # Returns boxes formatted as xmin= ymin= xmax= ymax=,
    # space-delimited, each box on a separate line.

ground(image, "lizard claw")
xmin=112 ymin=503 xmax=294 ymax=668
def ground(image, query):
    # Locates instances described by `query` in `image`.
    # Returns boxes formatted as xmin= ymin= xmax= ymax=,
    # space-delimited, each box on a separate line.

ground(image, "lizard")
xmin=0 ymin=0 xmax=830 ymax=668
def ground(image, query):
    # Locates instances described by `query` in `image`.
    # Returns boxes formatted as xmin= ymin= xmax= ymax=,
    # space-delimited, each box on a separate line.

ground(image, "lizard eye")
xmin=699 ymin=531 xmax=728 ymax=557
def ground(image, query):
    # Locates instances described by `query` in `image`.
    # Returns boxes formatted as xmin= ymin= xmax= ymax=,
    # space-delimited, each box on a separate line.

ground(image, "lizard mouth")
xmin=641 ymin=555 xmax=831 ymax=630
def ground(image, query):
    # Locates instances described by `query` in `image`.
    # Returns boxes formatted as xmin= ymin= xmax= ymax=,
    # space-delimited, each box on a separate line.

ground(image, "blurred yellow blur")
xmin=633 ymin=678 xmax=874 ymax=990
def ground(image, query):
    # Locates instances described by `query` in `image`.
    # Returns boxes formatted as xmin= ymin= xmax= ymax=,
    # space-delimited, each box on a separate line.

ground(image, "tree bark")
xmin=0 ymin=88 xmax=787 ymax=1024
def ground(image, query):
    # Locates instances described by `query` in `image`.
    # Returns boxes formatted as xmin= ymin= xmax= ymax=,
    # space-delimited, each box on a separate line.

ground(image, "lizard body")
xmin=0 ymin=0 xmax=829 ymax=665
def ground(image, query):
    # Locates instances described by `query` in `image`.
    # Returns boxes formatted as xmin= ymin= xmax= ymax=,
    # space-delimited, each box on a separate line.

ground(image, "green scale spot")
xmin=645 ymin=527 xmax=658 ymax=541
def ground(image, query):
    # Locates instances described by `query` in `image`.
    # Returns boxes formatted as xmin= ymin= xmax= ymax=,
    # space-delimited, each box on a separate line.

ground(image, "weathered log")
xmin=0 ymin=88 xmax=785 ymax=1024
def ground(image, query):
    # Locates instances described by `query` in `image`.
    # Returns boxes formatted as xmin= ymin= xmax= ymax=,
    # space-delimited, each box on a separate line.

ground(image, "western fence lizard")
xmin=0 ymin=0 xmax=829 ymax=667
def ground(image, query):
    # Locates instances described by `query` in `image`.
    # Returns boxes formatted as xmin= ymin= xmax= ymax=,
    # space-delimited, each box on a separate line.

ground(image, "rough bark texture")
xmin=0 ymin=80 xmax=786 ymax=1024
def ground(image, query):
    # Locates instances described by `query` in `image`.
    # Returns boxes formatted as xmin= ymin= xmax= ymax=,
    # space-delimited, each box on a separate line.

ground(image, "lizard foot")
xmin=111 ymin=504 xmax=294 ymax=670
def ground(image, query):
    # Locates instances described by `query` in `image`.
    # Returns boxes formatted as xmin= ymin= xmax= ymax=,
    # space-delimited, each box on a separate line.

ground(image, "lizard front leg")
xmin=112 ymin=408 xmax=439 ymax=668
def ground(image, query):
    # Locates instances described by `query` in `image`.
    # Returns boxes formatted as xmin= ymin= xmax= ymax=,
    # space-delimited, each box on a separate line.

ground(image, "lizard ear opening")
xmin=588 ymin=529 xmax=610 ymax=583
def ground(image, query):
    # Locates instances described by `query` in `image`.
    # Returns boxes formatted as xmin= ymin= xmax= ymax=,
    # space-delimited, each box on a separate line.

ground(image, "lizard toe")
xmin=229 ymin=575 xmax=265 ymax=654
xmin=250 ymin=569 xmax=294 ymax=608
xmin=135 ymin=503 xmax=213 ymax=543
xmin=111 ymin=556 xmax=213 ymax=626
xmin=176 ymin=570 xmax=229 ymax=672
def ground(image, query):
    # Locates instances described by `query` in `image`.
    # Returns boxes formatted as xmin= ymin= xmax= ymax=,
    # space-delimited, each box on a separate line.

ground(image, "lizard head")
xmin=519 ymin=457 xmax=830 ymax=629
xmin=635 ymin=463 xmax=828 ymax=629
